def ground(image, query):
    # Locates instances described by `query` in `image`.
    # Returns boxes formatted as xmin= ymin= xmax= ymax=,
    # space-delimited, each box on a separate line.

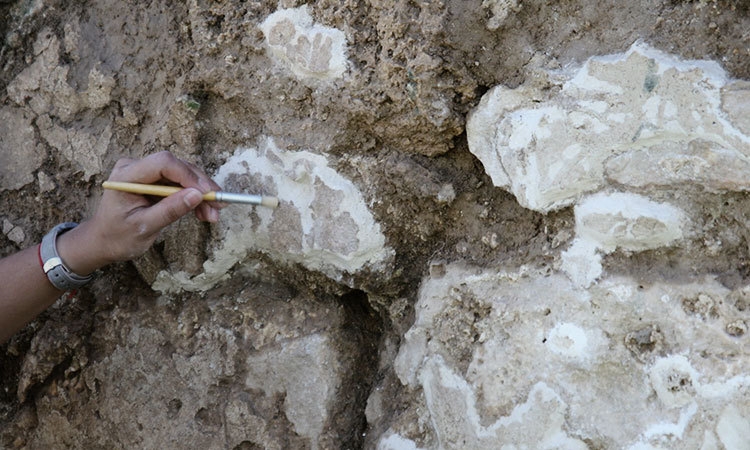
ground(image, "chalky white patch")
xmin=467 ymin=41 xmax=750 ymax=213
xmin=260 ymin=5 xmax=348 ymax=80
xmin=391 ymin=263 xmax=749 ymax=447
xmin=376 ymin=433 xmax=423 ymax=450
xmin=648 ymin=355 xmax=700 ymax=409
xmin=715 ymin=404 xmax=750 ymax=450
xmin=153 ymin=137 xmax=392 ymax=293
xmin=546 ymin=322 xmax=589 ymax=359
xmin=419 ymin=355 xmax=587 ymax=448
xmin=561 ymin=192 xmax=687 ymax=287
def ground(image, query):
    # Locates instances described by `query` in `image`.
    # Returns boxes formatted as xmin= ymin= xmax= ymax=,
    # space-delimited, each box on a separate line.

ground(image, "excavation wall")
xmin=1 ymin=1 xmax=750 ymax=448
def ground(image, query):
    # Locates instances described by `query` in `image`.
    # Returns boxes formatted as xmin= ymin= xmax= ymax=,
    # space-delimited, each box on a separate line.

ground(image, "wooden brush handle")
xmin=102 ymin=181 xmax=217 ymax=201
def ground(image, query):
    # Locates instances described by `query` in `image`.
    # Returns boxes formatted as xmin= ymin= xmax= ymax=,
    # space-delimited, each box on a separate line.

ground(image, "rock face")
xmin=468 ymin=42 xmax=750 ymax=287
xmin=260 ymin=5 xmax=349 ymax=81
xmin=467 ymin=42 xmax=750 ymax=213
xmin=388 ymin=264 xmax=750 ymax=449
xmin=153 ymin=137 xmax=393 ymax=293
xmin=2 ymin=1 xmax=750 ymax=449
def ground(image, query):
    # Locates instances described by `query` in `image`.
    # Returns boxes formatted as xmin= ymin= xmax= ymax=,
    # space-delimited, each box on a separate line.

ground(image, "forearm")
xmin=0 ymin=151 xmax=222 ymax=344
xmin=0 ymin=222 xmax=107 ymax=344
xmin=0 ymin=245 xmax=61 ymax=343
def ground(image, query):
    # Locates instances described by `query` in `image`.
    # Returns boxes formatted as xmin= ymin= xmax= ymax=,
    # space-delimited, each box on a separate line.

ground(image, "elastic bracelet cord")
xmin=37 ymin=243 xmax=44 ymax=269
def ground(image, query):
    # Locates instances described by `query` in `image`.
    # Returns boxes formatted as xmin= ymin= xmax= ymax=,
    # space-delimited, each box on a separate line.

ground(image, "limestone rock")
xmin=5 ymin=28 xmax=114 ymax=180
xmin=419 ymin=356 xmax=587 ymax=449
xmin=6 ymin=30 xmax=80 ymax=122
xmin=36 ymin=114 xmax=112 ymax=180
xmin=7 ymin=30 xmax=114 ymax=123
xmin=153 ymin=137 xmax=393 ymax=293
xmin=561 ymin=192 xmax=688 ymax=287
xmin=721 ymin=81 xmax=750 ymax=136
xmin=36 ymin=171 xmax=56 ymax=193
xmin=260 ymin=5 xmax=348 ymax=81
xmin=4 ymin=3 xmax=750 ymax=450
xmin=0 ymin=107 xmax=44 ymax=191
xmin=482 ymin=0 xmax=522 ymax=30
xmin=467 ymin=42 xmax=750 ymax=213
xmin=12 ymin=282 xmax=365 ymax=449
xmin=245 ymin=334 xmax=340 ymax=449
xmin=2 ymin=220 xmax=25 ymax=245
xmin=386 ymin=263 xmax=750 ymax=448
xmin=574 ymin=192 xmax=687 ymax=253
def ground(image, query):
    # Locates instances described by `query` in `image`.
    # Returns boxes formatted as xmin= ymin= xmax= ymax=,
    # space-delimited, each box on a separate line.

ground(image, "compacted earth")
xmin=1 ymin=0 xmax=750 ymax=448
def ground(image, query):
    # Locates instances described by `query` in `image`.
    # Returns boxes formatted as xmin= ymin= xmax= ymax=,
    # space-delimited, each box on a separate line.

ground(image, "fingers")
xmin=108 ymin=151 xmax=223 ymax=223
xmin=185 ymin=161 xmax=222 ymax=192
xmin=109 ymin=152 xmax=211 ymax=193
xmin=134 ymin=188 xmax=204 ymax=233
xmin=185 ymin=160 xmax=225 ymax=217
xmin=195 ymin=202 xmax=220 ymax=222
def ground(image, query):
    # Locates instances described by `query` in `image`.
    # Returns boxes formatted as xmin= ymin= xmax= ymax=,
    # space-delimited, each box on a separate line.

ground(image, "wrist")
xmin=55 ymin=221 xmax=111 ymax=276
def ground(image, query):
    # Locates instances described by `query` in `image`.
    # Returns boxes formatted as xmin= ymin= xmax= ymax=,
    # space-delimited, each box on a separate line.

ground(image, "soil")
xmin=1 ymin=0 xmax=749 ymax=448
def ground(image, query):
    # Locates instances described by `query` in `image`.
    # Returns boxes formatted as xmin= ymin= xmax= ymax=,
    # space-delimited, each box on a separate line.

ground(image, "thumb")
xmin=137 ymin=188 xmax=203 ymax=233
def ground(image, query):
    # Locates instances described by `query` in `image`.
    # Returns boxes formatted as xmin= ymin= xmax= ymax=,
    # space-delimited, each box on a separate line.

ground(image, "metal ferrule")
xmin=215 ymin=191 xmax=264 ymax=205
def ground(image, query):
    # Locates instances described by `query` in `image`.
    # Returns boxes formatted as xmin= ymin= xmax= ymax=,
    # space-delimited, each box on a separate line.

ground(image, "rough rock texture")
xmin=390 ymin=264 xmax=750 ymax=448
xmin=2 ymin=0 xmax=750 ymax=449
xmin=153 ymin=137 xmax=394 ymax=293
xmin=467 ymin=41 xmax=750 ymax=213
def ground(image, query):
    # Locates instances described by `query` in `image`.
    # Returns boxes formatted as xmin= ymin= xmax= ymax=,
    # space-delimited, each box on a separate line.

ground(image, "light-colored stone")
xmin=6 ymin=30 xmax=115 ymax=121
xmin=574 ymin=192 xmax=687 ymax=252
xmin=84 ymin=66 xmax=116 ymax=110
xmin=561 ymin=192 xmax=688 ymax=287
xmin=419 ymin=356 xmax=587 ymax=449
xmin=721 ymin=81 xmax=750 ymax=136
xmin=715 ymin=404 xmax=750 ymax=450
xmin=0 ymin=107 xmax=45 ymax=191
xmin=482 ymin=0 xmax=521 ymax=30
xmin=153 ymin=137 xmax=393 ymax=293
xmin=5 ymin=29 xmax=114 ymax=180
xmin=467 ymin=42 xmax=750 ymax=213
xmin=36 ymin=114 xmax=112 ymax=180
xmin=260 ymin=5 xmax=348 ymax=81
xmin=245 ymin=334 xmax=340 ymax=449
xmin=36 ymin=171 xmax=56 ymax=193
xmin=436 ymin=184 xmax=455 ymax=203
xmin=378 ymin=433 xmax=424 ymax=450
xmin=7 ymin=30 xmax=80 ymax=121
xmin=5 ymin=4 xmax=750 ymax=450
xmin=388 ymin=263 xmax=750 ymax=448
xmin=605 ymin=139 xmax=750 ymax=192
xmin=3 ymin=219 xmax=26 ymax=245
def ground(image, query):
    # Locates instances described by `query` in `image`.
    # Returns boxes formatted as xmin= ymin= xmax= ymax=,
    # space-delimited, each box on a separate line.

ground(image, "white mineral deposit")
xmin=467 ymin=42 xmax=750 ymax=213
xmin=2 ymin=2 xmax=750 ymax=449
xmin=260 ymin=5 xmax=349 ymax=80
xmin=153 ymin=137 xmax=393 ymax=293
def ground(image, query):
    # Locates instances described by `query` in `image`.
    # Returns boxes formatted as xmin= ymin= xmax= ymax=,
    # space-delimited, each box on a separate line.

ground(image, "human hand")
xmin=57 ymin=151 xmax=223 ymax=274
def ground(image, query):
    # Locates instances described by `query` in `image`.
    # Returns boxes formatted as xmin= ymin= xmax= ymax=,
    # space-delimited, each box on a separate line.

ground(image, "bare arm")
xmin=0 ymin=152 xmax=223 ymax=344
xmin=0 ymin=246 xmax=62 ymax=343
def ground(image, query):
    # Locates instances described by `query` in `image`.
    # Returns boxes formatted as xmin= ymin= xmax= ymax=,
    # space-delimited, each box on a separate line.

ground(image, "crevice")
xmin=325 ymin=288 xmax=384 ymax=450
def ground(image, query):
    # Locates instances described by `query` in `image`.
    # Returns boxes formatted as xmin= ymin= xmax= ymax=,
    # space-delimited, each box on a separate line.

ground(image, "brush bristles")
xmin=261 ymin=196 xmax=280 ymax=208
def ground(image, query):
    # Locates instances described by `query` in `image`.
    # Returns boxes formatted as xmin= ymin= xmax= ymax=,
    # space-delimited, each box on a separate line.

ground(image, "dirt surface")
xmin=1 ymin=0 xmax=750 ymax=448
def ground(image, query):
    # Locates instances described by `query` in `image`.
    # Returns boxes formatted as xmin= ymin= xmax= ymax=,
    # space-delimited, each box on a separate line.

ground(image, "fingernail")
xmin=199 ymin=179 xmax=212 ymax=193
xmin=209 ymin=208 xmax=220 ymax=222
xmin=184 ymin=188 xmax=203 ymax=208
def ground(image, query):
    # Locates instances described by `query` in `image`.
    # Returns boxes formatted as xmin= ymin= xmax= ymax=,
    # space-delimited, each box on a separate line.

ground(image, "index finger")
xmin=110 ymin=151 xmax=214 ymax=193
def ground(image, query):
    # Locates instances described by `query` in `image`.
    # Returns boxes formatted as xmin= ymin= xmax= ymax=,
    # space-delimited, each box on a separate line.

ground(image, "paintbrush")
xmin=102 ymin=181 xmax=279 ymax=208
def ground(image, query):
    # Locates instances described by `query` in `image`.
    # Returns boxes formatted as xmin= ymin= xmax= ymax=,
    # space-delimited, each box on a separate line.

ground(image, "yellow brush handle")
xmin=102 ymin=181 xmax=218 ymax=201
